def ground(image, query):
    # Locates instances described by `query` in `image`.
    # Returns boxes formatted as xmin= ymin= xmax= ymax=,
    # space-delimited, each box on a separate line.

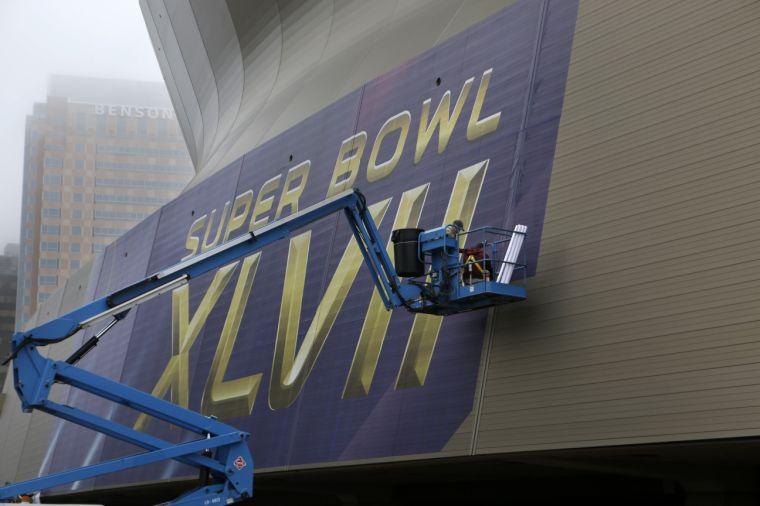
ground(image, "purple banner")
xmin=47 ymin=0 xmax=578 ymax=489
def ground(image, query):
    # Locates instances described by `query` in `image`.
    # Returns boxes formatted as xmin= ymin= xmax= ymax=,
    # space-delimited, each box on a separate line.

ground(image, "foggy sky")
xmin=0 ymin=0 xmax=166 ymax=251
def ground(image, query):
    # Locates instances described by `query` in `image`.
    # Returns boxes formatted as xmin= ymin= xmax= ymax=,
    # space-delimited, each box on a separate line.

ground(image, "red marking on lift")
xmin=234 ymin=456 xmax=246 ymax=470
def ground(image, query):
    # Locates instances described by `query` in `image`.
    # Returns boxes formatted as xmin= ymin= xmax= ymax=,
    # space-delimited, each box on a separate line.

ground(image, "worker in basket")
xmin=461 ymin=241 xmax=494 ymax=285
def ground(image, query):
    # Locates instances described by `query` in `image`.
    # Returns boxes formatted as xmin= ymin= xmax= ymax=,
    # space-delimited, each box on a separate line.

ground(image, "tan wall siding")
xmin=0 ymin=262 xmax=95 ymax=484
xmin=475 ymin=0 xmax=760 ymax=453
xmin=12 ymin=264 xmax=95 ymax=482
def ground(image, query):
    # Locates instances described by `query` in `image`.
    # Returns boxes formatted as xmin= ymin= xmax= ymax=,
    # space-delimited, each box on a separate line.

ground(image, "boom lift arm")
xmin=0 ymin=189 xmax=526 ymax=504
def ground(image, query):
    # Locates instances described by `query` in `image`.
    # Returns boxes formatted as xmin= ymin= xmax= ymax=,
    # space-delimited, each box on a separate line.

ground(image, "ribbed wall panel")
xmin=475 ymin=0 xmax=760 ymax=454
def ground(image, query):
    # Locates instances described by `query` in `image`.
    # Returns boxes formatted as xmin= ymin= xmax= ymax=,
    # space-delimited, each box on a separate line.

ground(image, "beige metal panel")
xmin=13 ymin=264 xmax=96 ymax=482
xmin=0 ymin=287 xmax=65 ymax=483
xmin=11 ymin=282 xmax=67 ymax=482
xmin=441 ymin=310 xmax=499 ymax=456
xmin=0 ymin=372 xmax=22 ymax=483
xmin=57 ymin=259 xmax=95 ymax=315
xmin=475 ymin=0 xmax=760 ymax=453
xmin=0 ymin=306 xmax=43 ymax=482
xmin=440 ymin=412 xmax=476 ymax=455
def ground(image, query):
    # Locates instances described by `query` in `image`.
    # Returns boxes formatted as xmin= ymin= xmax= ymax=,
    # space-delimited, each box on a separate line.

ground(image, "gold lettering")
xmin=395 ymin=160 xmax=488 ymax=389
xmin=366 ymin=112 xmax=411 ymax=183
xmin=202 ymin=201 xmax=231 ymax=252
xmin=414 ymin=77 xmax=474 ymax=164
xmin=134 ymin=264 xmax=237 ymax=430
xmin=269 ymin=199 xmax=392 ymax=409
xmin=182 ymin=215 xmax=207 ymax=261
xmin=326 ymin=132 xmax=367 ymax=198
xmin=275 ymin=161 xmax=311 ymax=220
xmin=250 ymin=175 xmax=281 ymax=230
xmin=222 ymin=190 xmax=254 ymax=242
xmin=343 ymin=184 xmax=429 ymax=398
xmin=201 ymin=254 xmax=262 ymax=419
xmin=467 ymin=68 xmax=501 ymax=141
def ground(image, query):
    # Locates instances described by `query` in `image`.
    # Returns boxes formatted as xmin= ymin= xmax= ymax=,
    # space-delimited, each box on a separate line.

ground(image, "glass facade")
xmin=94 ymin=194 xmax=170 ymax=205
xmin=93 ymin=210 xmax=150 ymax=221
xmin=93 ymin=226 xmax=130 ymax=237
xmin=41 ymin=224 xmax=60 ymax=235
xmin=43 ymin=174 xmax=62 ymax=185
xmin=39 ymin=258 xmax=59 ymax=269
xmin=42 ymin=191 xmax=61 ymax=201
xmin=44 ymin=157 xmax=63 ymax=169
xmin=17 ymin=87 xmax=193 ymax=328
xmin=95 ymin=160 xmax=193 ymax=174
xmin=38 ymin=275 xmax=58 ymax=286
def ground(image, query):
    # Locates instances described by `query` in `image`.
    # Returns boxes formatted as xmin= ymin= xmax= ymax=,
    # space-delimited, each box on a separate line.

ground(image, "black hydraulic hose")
xmin=65 ymin=310 xmax=129 ymax=365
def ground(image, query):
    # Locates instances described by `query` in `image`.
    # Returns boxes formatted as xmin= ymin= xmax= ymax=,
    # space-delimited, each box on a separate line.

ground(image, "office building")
xmin=16 ymin=76 xmax=193 ymax=328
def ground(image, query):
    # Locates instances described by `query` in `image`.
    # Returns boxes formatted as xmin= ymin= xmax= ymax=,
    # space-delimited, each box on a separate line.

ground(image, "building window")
xmin=39 ymin=275 xmax=58 ymax=286
xmin=137 ymin=118 xmax=148 ymax=137
xmin=93 ymin=226 xmax=129 ymax=237
xmin=74 ymin=176 xmax=84 ymax=186
xmin=75 ymin=142 xmax=85 ymax=153
xmin=94 ymin=209 xmax=149 ymax=221
xmin=43 ymin=191 xmax=61 ymax=202
xmin=95 ymin=177 xmax=186 ymax=191
xmin=96 ymin=115 xmax=107 ymax=135
xmin=40 ymin=241 xmax=59 ymax=252
xmin=70 ymin=242 xmax=81 ymax=253
xmin=72 ymin=209 xmax=83 ymax=220
xmin=70 ymin=259 xmax=80 ymax=270
xmin=41 ymin=224 xmax=60 ymax=235
xmin=75 ymin=159 xmax=85 ymax=170
xmin=92 ymin=243 xmax=105 ymax=253
xmin=117 ymin=116 xmax=127 ymax=136
xmin=42 ymin=208 xmax=61 ymax=218
xmin=44 ymin=157 xmax=63 ymax=169
xmin=95 ymin=160 xmax=193 ymax=174
xmin=73 ymin=193 xmax=84 ymax=203
xmin=43 ymin=174 xmax=62 ymax=185
xmin=38 ymin=293 xmax=51 ymax=303
xmin=94 ymin=193 xmax=169 ymax=206
xmin=40 ymin=258 xmax=59 ymax=269
xmin=96 ymin=144 xmax=186 ymax=158
xmin=71 ymin=226 xmax=82 ymax=236
xmin=76 ymin=113 xmax=86 ymax=135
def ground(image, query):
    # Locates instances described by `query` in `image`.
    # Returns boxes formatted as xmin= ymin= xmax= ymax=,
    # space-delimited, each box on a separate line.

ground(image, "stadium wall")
xmin=1 ymin=0 xmax=760 ymax=497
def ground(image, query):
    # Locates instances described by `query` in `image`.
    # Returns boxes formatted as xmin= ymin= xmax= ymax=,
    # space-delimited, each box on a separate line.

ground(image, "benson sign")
xmin=45 ymin=0 xmax=579 ymax=488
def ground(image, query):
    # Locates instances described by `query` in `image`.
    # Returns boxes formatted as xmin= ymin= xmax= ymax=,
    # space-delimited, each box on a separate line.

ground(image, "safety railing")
xmin=453 ymin=226 xmax=528 ymax=286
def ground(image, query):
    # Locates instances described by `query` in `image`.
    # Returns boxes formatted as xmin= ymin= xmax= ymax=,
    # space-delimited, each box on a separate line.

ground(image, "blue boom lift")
xmin=0 ymin=189 xmax=527 ymax=504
